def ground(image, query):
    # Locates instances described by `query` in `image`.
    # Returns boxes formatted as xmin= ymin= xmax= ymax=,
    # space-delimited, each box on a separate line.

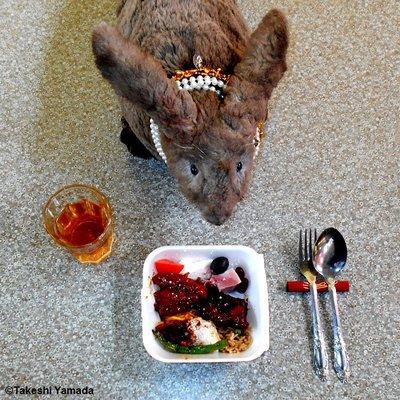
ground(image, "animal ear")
xmin=92 ymin=22 xmax=197 ymax=141
xmin=222 ymin=10 xmax=288 ymax=125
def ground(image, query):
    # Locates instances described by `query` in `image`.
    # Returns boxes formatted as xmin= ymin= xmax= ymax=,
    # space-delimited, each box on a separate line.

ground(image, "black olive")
xmin=235 ymin=277 xmax=249 ymax=293
xmin=235 ymin=267 xmax=246 ymax=280
xmin=210 ymin=257 xmax=229 ymax=275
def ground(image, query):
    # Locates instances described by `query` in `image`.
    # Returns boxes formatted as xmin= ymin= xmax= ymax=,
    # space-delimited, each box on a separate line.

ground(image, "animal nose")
xmin=205 ymin=211 xmax=230 ymax=226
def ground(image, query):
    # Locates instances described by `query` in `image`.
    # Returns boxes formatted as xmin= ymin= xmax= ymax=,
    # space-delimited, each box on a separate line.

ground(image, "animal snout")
xmin=204 ymin=206 xmax=234 ymax=226
xmin=205 ymin=212 xmax=230 ymax=226
xmin=203 ymin=193 xmax=240 ymax=225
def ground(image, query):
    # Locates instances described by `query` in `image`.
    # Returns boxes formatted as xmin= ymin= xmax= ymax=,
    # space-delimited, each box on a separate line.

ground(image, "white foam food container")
xmin=141 ymin=245 xmax=269 ymax=363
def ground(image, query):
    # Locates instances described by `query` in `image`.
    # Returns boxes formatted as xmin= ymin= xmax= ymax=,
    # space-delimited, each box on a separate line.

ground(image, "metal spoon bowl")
xmin=313 ymin=227 xmax=347 ymax=282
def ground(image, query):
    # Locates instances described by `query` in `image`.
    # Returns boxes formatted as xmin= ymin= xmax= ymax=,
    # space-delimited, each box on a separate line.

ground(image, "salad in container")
xmin=141 ymin=245 xmax=269 ymax=363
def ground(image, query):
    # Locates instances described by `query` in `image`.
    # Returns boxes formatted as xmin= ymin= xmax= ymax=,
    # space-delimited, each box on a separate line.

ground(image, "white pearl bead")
xmin=171 ymin=74 xmax=229 ymax=95
xmin=150 ymin=120 xmax=168 ymax=164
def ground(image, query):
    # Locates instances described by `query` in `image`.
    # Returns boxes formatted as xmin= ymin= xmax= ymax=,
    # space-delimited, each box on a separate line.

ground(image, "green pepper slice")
xmin=153 ymin=331 xmax=227 ymax=354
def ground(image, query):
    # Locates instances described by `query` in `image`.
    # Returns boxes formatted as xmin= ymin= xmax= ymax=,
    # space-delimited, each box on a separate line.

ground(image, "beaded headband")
xmin=171 ymin=55 xmax=230 ymax=98
xmin=150 ymin=56 xmax=264 ymax=164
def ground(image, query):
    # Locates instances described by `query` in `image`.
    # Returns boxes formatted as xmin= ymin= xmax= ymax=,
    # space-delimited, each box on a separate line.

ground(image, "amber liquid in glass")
xmin=55 ymin=199 xmax=106 ymax=245
xmin=54 ymin=199 xmax=113 ymax=263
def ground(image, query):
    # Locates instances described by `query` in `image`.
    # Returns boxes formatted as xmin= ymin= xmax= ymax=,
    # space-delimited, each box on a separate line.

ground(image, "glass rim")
xmin=43 ymin=183 xmax=113 ymax=250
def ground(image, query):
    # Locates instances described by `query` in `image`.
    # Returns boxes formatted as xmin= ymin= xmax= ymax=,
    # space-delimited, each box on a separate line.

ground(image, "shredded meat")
xmin=152 ymin=273 xmax=248 ymax=330
xmin=155 ymin=314 xmax=195 ymax=346
xmin=197 ymin=285 xmax=248 ymax=330
xmin=153 ymin=273 xmax=207 ymax=318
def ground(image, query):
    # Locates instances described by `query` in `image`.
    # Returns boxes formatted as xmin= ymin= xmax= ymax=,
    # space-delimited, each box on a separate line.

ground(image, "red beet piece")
xmin=153 ymin=272 xmax=207 ymax=297
xmin=154 ymin=289 xmax=202 ymax=318
xmin=197 ymin=286 xmax=248 ymax=330
xmin=153 ymin=273 xmax=207 ymax=318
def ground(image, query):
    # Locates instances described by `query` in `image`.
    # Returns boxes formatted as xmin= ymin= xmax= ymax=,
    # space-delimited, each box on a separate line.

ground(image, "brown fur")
xmin=92 ymin=1 xmax=288 ymax=225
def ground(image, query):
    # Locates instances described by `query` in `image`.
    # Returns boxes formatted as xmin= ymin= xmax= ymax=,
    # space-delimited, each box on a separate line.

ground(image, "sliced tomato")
xmin=155 ymin=259 xmax=184 ymax=274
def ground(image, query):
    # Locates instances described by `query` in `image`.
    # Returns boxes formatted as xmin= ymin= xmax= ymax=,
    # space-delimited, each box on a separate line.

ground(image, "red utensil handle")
xmin=286 ymin=281 xmax=350 ymax=293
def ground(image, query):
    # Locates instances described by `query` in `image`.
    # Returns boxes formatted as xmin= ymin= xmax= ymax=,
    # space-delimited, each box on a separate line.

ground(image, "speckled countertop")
xmin=0 ymin=0 xmax=399 ymax=399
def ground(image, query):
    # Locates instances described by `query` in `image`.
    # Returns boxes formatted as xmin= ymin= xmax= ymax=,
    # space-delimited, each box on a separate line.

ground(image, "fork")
xmin=299 ymin=229 xmax=329 ymax=380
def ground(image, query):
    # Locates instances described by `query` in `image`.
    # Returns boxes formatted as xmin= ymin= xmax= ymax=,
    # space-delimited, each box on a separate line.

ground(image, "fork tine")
xmin=299 ymin=229 xmax=303 ymax=261
xmin=308 ymin=228 xmax=313 ymax=261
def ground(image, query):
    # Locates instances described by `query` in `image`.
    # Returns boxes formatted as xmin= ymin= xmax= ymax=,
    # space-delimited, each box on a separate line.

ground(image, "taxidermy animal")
xmin=92 ymin=0 xmax=288 ymax=225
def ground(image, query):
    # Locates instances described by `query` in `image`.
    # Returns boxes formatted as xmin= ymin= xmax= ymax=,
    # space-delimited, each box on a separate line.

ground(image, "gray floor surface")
xmin=0 ymin=0 xmax=399 ymax=399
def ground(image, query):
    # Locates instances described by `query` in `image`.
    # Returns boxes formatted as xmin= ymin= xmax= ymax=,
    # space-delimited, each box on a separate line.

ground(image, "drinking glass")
xmin=43 ymin=184 xmax=114 ymax=263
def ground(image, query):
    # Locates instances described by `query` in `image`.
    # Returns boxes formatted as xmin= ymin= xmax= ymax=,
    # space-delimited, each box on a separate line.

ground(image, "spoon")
xmin=313 ymin=227 xmax=350 ymax=382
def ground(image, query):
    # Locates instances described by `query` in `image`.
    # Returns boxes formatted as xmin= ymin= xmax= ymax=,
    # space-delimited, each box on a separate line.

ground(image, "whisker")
xmin=175 ymin=143 xmax=194 ymax=151
xmin=193 ymin=144 xmax=207 ymax=159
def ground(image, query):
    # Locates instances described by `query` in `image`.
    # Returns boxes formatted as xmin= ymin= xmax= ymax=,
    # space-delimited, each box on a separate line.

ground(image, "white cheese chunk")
xmin=188 ymin=317 xmax=220 ymax=346
xmin=180 ymin=258 xmax=212 ymax=281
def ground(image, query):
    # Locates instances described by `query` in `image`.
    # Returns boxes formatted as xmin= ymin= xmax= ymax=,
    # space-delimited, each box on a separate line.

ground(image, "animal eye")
xmin=190 ymin=164 xmax=199 ymax=176
xmin=236 ymin=162 xmax=243 ymax=172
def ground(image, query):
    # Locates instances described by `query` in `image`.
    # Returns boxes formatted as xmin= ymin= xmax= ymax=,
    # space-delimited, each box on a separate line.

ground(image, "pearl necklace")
xmin=150 ymin=56 xmax=263 ymax=164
